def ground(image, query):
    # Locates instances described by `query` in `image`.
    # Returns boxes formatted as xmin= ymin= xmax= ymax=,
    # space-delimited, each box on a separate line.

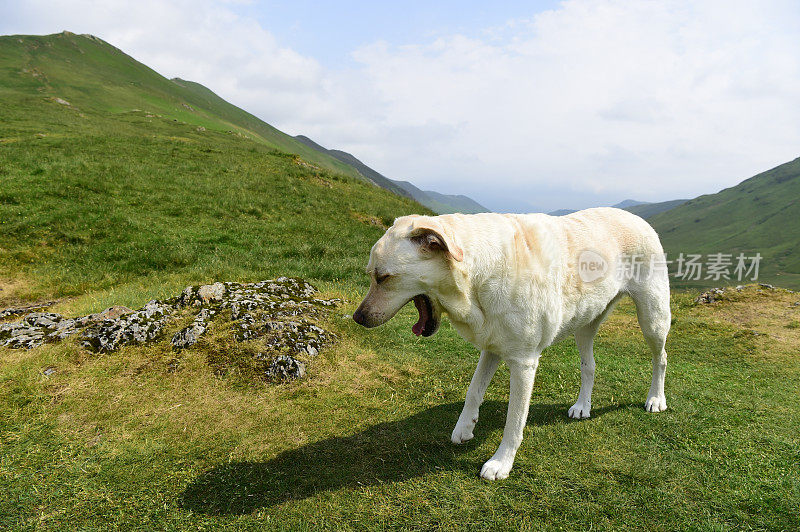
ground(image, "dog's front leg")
xmin=480 ymin=357 xmax=539 ymax=480
xmin=452 ymin=350 xmax=500 ymax=444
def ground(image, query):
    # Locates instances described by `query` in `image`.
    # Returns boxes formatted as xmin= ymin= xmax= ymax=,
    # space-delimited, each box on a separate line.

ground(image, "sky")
xmin=2 ymin=0 xmax=800 ymax=212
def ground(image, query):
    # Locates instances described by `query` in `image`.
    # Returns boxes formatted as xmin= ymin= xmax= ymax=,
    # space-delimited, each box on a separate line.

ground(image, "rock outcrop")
xmin=695 ymin=287 xmax=730 ymax=304
xmin=694 ymin=283 xmax=788 ymax=305
xmin=81 ymin=300 xmax=171 ymax=352
xmin=264 ymin=354 xmax=306 ymax=381
xmin=0 ymin=277 xmax=339 ymax=381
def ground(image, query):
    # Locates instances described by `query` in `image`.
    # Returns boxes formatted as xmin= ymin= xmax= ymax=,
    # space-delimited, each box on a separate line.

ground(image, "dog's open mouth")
xmin=412 ymin=294 xmax=437 ymax=337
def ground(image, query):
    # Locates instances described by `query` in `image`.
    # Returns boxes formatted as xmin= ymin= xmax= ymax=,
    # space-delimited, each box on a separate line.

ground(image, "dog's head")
xmin=353 ymin=215 xmax=464 ymax=337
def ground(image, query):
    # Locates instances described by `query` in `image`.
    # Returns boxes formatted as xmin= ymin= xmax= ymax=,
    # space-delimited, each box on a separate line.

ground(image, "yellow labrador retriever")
xmin=353 ymin=207 xmax=670 ymax=480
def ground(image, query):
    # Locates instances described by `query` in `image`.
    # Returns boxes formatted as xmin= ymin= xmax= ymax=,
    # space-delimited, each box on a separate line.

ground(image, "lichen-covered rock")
xmin=171 ymin=321 xmax=206 ymax=350
xmin=265 ymin=320 xmax=330 ymax=357
xmin=233 ymin=316 xmax=332 ymax=357
xmin=177 ymin=282 xmax=228 ymax=307
xmin=23 ymin=312 xmax=62 ymax=328
xmin=1 ymin=312 xmax=70 ymax=348
xmin=695 ymin=287 xmax=727 ymax=304
xmin=2 ymin=278 xmax=338 ymax=382
xmin=81 ymin=300 xmax=171 ymax=353
xmin=90 ymin=306 xmax=134 ymax=320
xmin=171 ymin=309 xmax=214 ymax=350
xmin=233 ymin=313 xmax=259 ymax=341
xmin=263 ymin=354 xmax=306 ymax=381
xmin=0 ymin=305 xmax=140 ymax=349
xmin=47 ymin=317 xmax=82 ymax=341
xmin=0 ymin=323 xmax=46 ymax=349
xmin=695 ymin=284 xmax=787 ymax=305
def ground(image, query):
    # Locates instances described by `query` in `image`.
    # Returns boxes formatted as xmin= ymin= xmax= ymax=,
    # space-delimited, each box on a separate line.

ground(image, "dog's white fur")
xmin=354 ymin=207 xmax=670 ymax=480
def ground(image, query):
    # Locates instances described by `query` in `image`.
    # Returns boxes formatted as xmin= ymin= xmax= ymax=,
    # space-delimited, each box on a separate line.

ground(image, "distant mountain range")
xmin=547 ymin=208 xmax=579 ymax=216
xmin=548 ymin=199 xmax=689 ymax=218
xmin=294 ymin=135 xmax=488 ymax=214
xmin=400 ymin=186 xmax=487 ymax=215
xmin=612 ymin=199 xmax=648 ymax=209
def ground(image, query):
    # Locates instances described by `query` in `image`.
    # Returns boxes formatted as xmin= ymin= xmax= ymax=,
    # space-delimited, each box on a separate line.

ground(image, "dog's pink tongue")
xmin=412 ymin=296 xmax=427 ymax=336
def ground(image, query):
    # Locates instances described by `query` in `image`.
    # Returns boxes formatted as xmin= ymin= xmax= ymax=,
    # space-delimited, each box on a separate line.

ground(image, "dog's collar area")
xmin=412 ymin=294 xmax=437 ymax=337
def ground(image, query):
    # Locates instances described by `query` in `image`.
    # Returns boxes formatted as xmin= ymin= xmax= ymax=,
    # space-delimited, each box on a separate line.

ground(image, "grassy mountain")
xmin=547 ymin=200 xmax=649 ymax=217
xmin=0 ymin=31 xmax=427 ymax=296
xmin=624 ymin=198 xmax=688 ymax=219
xmin=650 ymin=157 xmax=800 ymax=288
xmin=422 ymin=189 xmax=487 ymax=214
xmin=0 ymin=31 xmax=369 ymax=183
xmin=295 ymin=135 xmax=489 ymax=214
xmin=550 ymin=199 xmax=686 ymax=219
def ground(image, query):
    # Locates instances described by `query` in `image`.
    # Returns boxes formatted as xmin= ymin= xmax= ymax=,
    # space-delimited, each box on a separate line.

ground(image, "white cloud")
xmin=3 ymin=0 xmax=800 ymax=211
xmin=344 ymin=1 xmax=800 ymax=210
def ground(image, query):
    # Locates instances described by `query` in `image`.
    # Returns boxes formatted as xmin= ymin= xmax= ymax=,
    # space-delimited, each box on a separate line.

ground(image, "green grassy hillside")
xmin=650 ymin=158 xmax=800 ymax=288
xmin=1 ymin=32 xmax=798 ymax=531
xmin=0 ymin=32 xmax=430 ymax=300
xmin=0 ymin=31 xmax=364 ymax=181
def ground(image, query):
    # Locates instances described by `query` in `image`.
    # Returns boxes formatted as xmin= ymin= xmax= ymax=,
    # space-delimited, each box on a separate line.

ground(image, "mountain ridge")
xmin=293 ymin=135 xmax=412 ymax=199
xmin=294 ymin=134 xmax=489 ymax=214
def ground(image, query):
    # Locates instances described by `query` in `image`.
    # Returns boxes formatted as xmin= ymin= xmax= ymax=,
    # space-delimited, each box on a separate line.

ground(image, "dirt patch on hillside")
xmin=0 ymin=278 xmax=28 ymax=306
xmin=692 ymin=284 xmax=800 ymax=360
xmin=0 ymin=278 xmax=51 ymax=309
xmin=350 ymin=211 xmax=389 ymax=229
xmin=0 ymin=277 xmax=63 ymax=322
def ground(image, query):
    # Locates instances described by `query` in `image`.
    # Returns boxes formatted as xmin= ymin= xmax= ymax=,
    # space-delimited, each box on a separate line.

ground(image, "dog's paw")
xmin=567 ymin=400 xmax=591 ymax=419
xmin=451 ymin=419 xmax=476 ymax=444
xmin=644 ymin=395 xmax=667 ymax=412
xmin=480 ymin=457 xmax=513 ymax=481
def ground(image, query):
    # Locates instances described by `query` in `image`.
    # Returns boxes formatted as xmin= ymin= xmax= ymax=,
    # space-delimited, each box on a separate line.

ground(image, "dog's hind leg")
xmin=568 ymin=295 xmax=622 ymax=419
xmin=452 ymin=350 xmax=501 ymax=444
xmin=629 ymin=281 xmax=671 ymax=413
xmin=568 ymin=324 xmax=600 ymax=419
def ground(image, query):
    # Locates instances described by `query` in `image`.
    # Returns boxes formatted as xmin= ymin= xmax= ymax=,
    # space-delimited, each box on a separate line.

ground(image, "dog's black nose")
xmin=352 ymin=309 xmax=366 ymax=326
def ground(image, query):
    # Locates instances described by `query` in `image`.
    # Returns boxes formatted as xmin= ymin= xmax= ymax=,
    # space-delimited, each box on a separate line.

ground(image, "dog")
xmin=353 ymin=207 xmax=670 ymax=480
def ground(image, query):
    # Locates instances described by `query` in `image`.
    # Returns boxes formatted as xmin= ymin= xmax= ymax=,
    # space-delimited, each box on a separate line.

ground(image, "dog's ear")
xmin=409 ymin=219 xmax=464 ymax=262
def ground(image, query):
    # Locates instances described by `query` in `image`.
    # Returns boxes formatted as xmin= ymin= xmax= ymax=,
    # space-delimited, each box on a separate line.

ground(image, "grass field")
xmin=2 ymin=284 xmax=799 ymax=530
xmin=1 ymin=31 xmax=799 ymax=531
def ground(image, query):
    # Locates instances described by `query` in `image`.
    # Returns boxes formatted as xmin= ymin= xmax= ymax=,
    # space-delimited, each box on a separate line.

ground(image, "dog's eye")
xmin=376 ymin=273 xmax=391 ymax=284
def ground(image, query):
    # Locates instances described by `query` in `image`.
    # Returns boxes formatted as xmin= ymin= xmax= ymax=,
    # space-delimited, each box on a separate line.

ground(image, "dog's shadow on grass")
xmin=179 ymin=400 xmax=630 ymax=515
